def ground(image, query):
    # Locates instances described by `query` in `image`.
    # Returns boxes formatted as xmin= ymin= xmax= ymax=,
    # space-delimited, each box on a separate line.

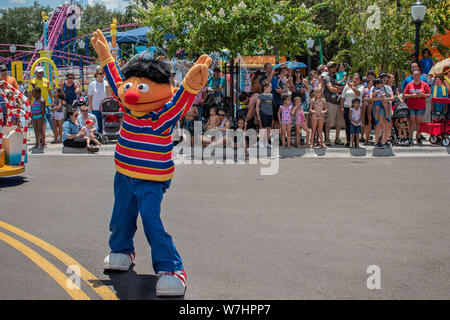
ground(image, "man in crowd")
xmin=259 ymin=62 xmax=274 ymax=87
xmin=238 ymin=91 xmax=259 ymax=131
xmin=208 ymin=67 xmax=224 ymax=105
xmin=78 ymin=103 xmax=98 ymax=132
xmin=323 ymin=61 xmax=345 ymax=145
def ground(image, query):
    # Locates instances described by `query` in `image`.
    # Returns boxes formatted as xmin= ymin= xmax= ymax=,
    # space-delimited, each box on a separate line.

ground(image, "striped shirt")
xmin=102 ymin=58 xmax=198 ymax=181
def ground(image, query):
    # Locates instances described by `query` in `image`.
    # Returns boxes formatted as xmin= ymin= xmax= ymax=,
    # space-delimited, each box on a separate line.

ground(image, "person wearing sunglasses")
xmin=61 ymin=72 xmax=82 ymax=106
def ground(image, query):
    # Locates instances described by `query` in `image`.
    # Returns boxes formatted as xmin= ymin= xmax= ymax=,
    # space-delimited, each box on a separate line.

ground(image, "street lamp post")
xmin=78 ymin=40 xmax=85 ymax=90
xmin=306 ymin=38 xmax=314 ymax=75
xmin=411 ymin=1 xmax=427 ymax=57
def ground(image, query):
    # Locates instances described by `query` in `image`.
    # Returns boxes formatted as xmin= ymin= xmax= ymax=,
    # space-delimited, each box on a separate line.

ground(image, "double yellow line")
xmin=0 ymin=221 xmax=118 ymax=300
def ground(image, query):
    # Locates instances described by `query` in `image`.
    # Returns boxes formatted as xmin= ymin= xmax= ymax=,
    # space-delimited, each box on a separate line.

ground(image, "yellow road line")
xmin=0 ymin=231 xmax=91 ymax=300
xmin=0 ymin=221 xmax=118 ymax=300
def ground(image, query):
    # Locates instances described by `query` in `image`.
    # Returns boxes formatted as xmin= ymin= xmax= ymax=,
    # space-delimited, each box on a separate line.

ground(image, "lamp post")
xmin=78 ymin=40 xmax=85 ymax=90
xmin=306 ymin=38 xmax=314 ymax=75
xmin=411 ymin=1 xmax=427 ymax=57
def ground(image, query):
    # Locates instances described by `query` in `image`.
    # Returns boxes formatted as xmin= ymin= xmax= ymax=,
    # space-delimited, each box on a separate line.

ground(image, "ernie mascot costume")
xmin=90 ymin=30 xmax=211 ymax=296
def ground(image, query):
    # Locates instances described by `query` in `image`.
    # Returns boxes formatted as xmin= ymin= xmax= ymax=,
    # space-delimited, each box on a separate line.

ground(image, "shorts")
xmin=183 ymin=119 xmax=195 ymax=135
xmin=373 ymin=104 xmax=386 ymax=117
xmin=32 ymin=113 xmax=42 ymax=120
xmin=53 ymin=111 xmax=64 ymax=121
xmin=350 ymin=123 xmax=361 ymax=134
xmin=259 ymin=112 xmax=273 ymax=128
xmin=325 ymin=102 xmax=345 ymax=128
xmin=409 ymin=108 xmax=425 ymax=117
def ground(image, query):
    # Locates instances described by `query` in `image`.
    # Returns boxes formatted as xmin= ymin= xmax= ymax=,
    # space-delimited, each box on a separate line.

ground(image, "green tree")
xmin=0 ymin=1 xmax=51 ymax=48
xmin=133 ymin=0 xmax=328 ymax=60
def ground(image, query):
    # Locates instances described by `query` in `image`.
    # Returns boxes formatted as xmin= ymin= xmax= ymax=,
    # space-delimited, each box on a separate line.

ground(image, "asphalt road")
xmin=0 ymin=155 xmax=449 ymax=299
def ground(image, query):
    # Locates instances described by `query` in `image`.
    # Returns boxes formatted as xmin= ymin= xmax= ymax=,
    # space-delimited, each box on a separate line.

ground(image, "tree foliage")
xmin=304 ymin=0 xmax=449 ymax=74
xmin=133 ymin=0 xmax=328 ymax=59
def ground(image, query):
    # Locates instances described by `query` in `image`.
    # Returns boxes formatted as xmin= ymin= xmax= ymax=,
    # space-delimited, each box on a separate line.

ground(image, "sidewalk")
xmin=27 ymin=130 xmax=450 ymax=158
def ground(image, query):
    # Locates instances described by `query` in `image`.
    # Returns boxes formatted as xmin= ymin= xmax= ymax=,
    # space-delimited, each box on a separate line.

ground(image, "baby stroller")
xmin=391 ymin=102 xmax=410 ymax=145
xmin=99 ymin=97 xmax=123 ymax=144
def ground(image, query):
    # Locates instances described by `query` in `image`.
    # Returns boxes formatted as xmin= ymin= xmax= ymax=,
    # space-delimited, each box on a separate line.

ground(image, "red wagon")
xmin=419 ymin=97 xmax=450 ymax=147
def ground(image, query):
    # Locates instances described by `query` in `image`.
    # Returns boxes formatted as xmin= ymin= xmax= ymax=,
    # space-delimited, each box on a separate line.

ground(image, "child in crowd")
xmin=370 ymin=78 xmax=389 ymax=126
xmin=309 ymin=87 xmax=327 ymax=148
xmin=79 ymin=118 xmax=101 ymax=150
xmin=291 ymin=96 xmax=310 ymax=148
xmin=349 ymin=98 xmax=362 ymax=148
xmin=431 ymin=74 xmax=448 ymax=122
xmin=31 ymin=87 xmax=46 ymax=149
xmin=234 ymin=118 xmax=249 ymax=156
xmin=278 ymin=95 xmax=293 ymax=148
xmin=336 ymin=63 xmax=347 ymax=86
xmin=397 ymin=116 xmax=409 ymax=143
xmin=50 ymin=88 xmax=65 ymax=143
xmin=256 ymin=79 xmax=274 ymax=147
xmin=205 ymin=106 xmax=220 ymax=131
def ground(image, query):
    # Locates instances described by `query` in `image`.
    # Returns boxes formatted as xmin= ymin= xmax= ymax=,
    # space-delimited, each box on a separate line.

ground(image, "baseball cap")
xmin=326 ymin=61 xmax=337 ymax=68
xmin=86 ymin=119 xmax=94 ymax=125
xmin=35 ymin=67 xmax=44 ymax=73
xmin=0 ymin=65 xmax=7 ymax=71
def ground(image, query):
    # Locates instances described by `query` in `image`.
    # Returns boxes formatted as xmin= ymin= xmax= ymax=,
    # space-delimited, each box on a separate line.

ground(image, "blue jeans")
xmin=109 ymin=172 xmax=183 ymax=273
xmin=92 ymin=110 xmax=103 ymax=133
xmin=45 ymin=107 xmax=54 ymax=131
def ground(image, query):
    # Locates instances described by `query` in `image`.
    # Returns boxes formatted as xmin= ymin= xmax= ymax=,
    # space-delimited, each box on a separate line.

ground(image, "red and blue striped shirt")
xmin=102 ymin=58 xmax=197 ymax=181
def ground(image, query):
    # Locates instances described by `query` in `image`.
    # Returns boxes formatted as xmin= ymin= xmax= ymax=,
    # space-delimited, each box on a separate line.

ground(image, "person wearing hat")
xmin=208 ymin=67 xmax=224 ymax=104
xmin=79 ymin=117 xmax=101 ymax=150
xmin=28 ymin=65 xmax=56 ymax=145
xmin=323 ymin=61 xmax=345 ymax=145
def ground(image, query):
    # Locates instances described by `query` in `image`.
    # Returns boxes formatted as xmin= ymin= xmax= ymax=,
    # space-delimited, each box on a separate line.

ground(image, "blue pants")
xmin=92 ymin=110 xmax=103 ymax=133
xmin=109 ymin=172 xmax=183 ymax=273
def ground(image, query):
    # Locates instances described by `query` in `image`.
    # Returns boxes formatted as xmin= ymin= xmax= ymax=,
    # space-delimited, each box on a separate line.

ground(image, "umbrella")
xmin=273 ymin=61 xmax=308 ymax=69
xmin=428 ymin=58 xmax=450 ymax=76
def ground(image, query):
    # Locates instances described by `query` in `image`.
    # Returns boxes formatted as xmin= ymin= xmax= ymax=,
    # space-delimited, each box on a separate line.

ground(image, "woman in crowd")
xmin=419 ymin=48 xmax=434 ymax=81
xmin=339 ymin=73 xmax=364 ymax=147
xmin=61 ymin=72 xmax=81 ymax=107
xmin=290 ymin=68 xmax=309 ymax=110
xmin=403 ymin=70 xmax=431 ymax=145
xmin=62 ymin=109 xmax=98 ymax=152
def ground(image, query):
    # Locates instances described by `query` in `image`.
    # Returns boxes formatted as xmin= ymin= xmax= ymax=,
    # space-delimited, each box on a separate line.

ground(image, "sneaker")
xmin=324 ymin=139 xmax=332 ymax=146
xmin=156 ymin=270 xmax=186 ymax=297
xmin=103 ymin=252 xmax=135 ymax=271
xmin=345 ymin=142 xmax=350 ymax=148
xmin=334 ymin=138 xmax=344 ymax=145
xmin=360 ymin=137 xmax=365 ymax=143
xmin=417 ymin=138 xmax=423 ymax=145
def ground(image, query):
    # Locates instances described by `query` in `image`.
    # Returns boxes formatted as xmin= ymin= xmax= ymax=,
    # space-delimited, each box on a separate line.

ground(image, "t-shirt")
xmin=431 ymin=85 xmax=448 ymax=113
xmin=404 ymin=81 xmax=431 ymax=110
xmin=402 ymin=74 xmax=429 ymax=90
xmin=208 ymin=76 xmax=224 ymax=97
xmin=258 ymin=93 xmax=273 ymax=116
xmin=419 ymin=57 xmax=434 ymax=75
xmin=88 ymin=80 xmax=108 ymax=111
xmin=340 ymin=84 xmax=364 ymax=108
xmin=323 ymin=73 xmax=339 ymax=104
xmin=336 ymin=71 xmax=347 ymax=83
xmin=28 ymin=77 xmax=51 ymax=105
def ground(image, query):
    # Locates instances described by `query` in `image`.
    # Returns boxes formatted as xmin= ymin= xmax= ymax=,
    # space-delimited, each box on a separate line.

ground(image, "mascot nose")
xmin=124 ymin=89 xmax=139 ymax=105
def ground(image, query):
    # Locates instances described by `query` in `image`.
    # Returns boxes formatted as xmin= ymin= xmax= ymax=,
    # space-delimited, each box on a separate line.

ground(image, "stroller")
xmin=99 ymin=97 xmax=123 ymax=144
xmin=391 ymin=102 xmax=410 ymax=145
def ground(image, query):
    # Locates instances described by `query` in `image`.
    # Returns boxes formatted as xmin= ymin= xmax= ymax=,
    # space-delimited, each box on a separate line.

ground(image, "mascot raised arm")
xmin=90 ymin=29 xmax=211 ymax=297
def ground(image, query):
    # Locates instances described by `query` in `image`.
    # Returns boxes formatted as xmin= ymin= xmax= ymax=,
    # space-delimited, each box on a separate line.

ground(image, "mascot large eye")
xmin=123 ymin=82 xmax=133 ymax=92
xmin=137 ymin=83 xmax=149 ymax=92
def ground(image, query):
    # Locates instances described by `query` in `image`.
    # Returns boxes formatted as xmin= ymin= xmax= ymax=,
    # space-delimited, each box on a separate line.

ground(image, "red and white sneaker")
xmin=156 ymin=269 xmax=186 ymax=296
xmin=103 ymin=252 xmax=135 ymax=271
